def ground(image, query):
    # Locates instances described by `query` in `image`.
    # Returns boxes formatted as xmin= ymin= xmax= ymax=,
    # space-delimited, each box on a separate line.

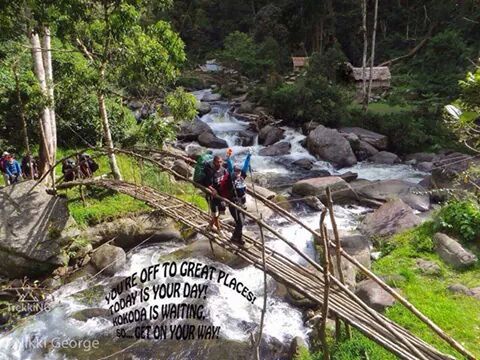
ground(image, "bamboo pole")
xmin=325 ymin=186 xmax=351 ymax=340
xmin=319 ymin=209 xmax=330 ymax=360
xmin=55 ymin=150 xmax=469 ymax=360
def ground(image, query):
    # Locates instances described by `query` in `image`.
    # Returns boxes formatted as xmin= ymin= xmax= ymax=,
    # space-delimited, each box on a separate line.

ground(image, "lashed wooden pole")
xmin=319 ymin=209 xmax=331 ymax=360
xmin=325 ymin=186 xmax=351 ymax=340
xmin=56 ymin=148 xmax=475 ymax=360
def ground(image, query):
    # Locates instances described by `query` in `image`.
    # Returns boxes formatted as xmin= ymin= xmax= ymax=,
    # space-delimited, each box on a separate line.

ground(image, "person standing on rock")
xmin=0 ymin=152 xmax=10 ymax=185
xmin=219 ymin=148 xmax=252 ymax=245
xmin=5 ymin=154 xmax=22 ymax=184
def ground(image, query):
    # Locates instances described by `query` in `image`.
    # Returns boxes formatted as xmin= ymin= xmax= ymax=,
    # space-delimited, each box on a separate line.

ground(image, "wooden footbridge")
xmin=54 ymin=148 xmax=475 ymax=360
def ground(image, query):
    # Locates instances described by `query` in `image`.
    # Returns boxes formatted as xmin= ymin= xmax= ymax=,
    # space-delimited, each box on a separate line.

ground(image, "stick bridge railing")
xmin=51 ymin=147 xmax=476 ymax=360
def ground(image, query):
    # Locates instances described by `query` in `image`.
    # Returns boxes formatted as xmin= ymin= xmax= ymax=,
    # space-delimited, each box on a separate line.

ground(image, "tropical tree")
xmin=58 ymin=0 xmax=192 ymax=180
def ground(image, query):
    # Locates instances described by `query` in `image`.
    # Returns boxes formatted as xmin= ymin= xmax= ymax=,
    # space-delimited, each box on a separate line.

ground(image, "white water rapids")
xmin=0 ymin=89 xmax=427 ymax=359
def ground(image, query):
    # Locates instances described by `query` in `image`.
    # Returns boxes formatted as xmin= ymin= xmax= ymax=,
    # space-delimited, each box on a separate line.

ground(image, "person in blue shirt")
xmin=219 ymin=148 xmax=252 ymax=245
xmin=5 ymin=155 xmax=22 ymax=184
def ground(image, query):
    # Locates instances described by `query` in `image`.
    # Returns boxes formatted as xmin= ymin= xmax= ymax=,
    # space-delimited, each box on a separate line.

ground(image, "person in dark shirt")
xmin=203 ymin=155 xmax=228 ymax=231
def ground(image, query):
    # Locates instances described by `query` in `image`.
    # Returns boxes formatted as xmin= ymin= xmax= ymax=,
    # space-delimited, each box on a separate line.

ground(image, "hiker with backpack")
xmin=219 ymin=148 xmax=252 ymax=245
xmin=195 ymin=151 xmax=228 ymax=232
xmin=21 ymin=155 xmax=39 ymax=180
xmin=78 ymin=153 xmax=99 ymax=178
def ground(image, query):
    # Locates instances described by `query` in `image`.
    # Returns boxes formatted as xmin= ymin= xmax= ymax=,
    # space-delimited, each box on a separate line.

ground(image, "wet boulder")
xmin=198 ymin=132 xmax=228 ymax=148
xmin=368 ymin=151 xmax=401 ymax=165
xmin=292 ymin=158 xmax=314 ymax=170
xmin=340 ymin=127 xmax=388 ymax=150
xmin=416 ymin=162 xmax=433 ymax=172
xmin=237 ymin=130 xmax=257 ymax=146
xmin=172 ymin=159 xmax=192 ymax=178
xmin=91 ymin=244 xmax=126 ymax=276
xmin=404 ymin=152 xmax=436 ymax=164
xmin=195 ymin=101 xmax=211 ymax=116
xmin=354 ymin=140 xmax=379 ymax=161
xmin=202 ymin=92 xmax=222 ymax=102
xmin=433 ymin=233 xmax=477 ymax=269
xmin=306 ymin=125 xmax=357 ymax=168
xmin=258 ymin=125 xmax=285 ymax=146
xmin=178 ymin=118 xmax=213 ymax=141
xmin=0 ymin=180 xmax=73 ymax=278
xmin=360 ymin=199 xmax=421 ymax=238
xmin=355 ymin=179 xmax=430 ymax=212
xmin=258 ymin=141 xmax=291 ymax=156
xmin=292 ymin=176 xmax=358 ymax=204
xmin=431 ymin=152 xmax=479 ymax=190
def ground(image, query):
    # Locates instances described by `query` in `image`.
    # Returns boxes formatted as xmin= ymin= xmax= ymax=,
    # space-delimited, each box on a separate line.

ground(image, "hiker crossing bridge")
xmin=54 ymin=149 xmax=475 ymax=360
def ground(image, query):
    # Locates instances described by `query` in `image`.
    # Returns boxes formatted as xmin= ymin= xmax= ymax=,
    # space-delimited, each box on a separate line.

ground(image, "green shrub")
xmin=435 ymin=199 xmax=480 ymax=243
xmin=263 ymin=75 xmax=350 ymax=127
xmin=344 ymin=108 xmax=453 ymax=154
xmin=307 ymin=46 xmax=348 ymax=82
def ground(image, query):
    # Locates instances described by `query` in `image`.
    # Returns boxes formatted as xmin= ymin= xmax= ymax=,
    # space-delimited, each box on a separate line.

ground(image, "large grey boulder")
xmin=355 ymin=179 xmax=430 ymax=212
xmin=405 ymin=152 xmax=436 ymax=164
xmin=87 ymin=215 xmax=183 ymax=249
xmin=355 ymin=279 xmax=396 ymax=312
xmin=202 ymin=92 xmax=222 ymax=102
xmin=307 ymin=125 xmax=357 ymax=168
xmin=0 ymin=181 xmax=72 ymax=278
xmin=237 ymin=130 xmax=256 ymax=146
xmin=340 ymin=127 xmax=388 ymax=150
xmin=360 ymin=199 xmax=421 ymax=238
xmin=258 ymin=141 xmax=291 ymax=156
xmin=355 ymin=140 xmax=379 ymax=161
xmin=292 ymin=158 xmax=314 ymax=170
xmin=433 ymin=233 xmax=477 ymax=269
xmin=431 ymin=152 xmax=479 ymax=190
xmin=178 ymin=118 xmax=213 ymax=141
xmin=292 ymin=176 xmax=358 ymax=204
xmin=172 ymin=159 xmax=192 ymax=178
xmin=198 ymin=132 xmax=228 ymax=148
xmin=258 ymin=125 xmax=285 ymax=146
xmin=368 ymin=151 xmax=401 ymax=165
xmin=248 ymin=184 xmax=276 ymax=200
xmin=195 ymin=101 xmax=211 ymax=116
xmin=91 ymin=244 xmax=126 ymax=276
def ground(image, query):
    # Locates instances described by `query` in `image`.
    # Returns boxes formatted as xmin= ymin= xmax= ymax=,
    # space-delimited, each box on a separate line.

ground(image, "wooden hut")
xmin=346 ymin=63 xmax=391 ymax=99
xmin=292 ymin=57 xmax=309 ymax=71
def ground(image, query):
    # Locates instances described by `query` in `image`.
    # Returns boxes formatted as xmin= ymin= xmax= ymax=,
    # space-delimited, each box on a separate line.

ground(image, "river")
xmin=0 ymin=90 xmax=426 ymax=360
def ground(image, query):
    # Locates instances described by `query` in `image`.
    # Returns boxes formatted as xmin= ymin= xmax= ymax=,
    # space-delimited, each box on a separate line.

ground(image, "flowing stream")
xmin=0 ymin=90 xmax=427 ymax=360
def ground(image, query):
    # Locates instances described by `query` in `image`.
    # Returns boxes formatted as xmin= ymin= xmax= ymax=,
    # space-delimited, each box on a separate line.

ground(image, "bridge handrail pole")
xmin=108 ymin=148 xmax=443 ymax=359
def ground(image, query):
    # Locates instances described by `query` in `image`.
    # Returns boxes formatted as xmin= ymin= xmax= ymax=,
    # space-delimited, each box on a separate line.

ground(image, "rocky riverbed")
xmin=0 ymin=88 xmax=478 ymax=359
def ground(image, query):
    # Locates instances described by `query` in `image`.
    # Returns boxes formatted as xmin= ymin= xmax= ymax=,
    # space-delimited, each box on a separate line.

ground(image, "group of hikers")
xmin=0 ymin=151 xmax=99 ymax=186
xmin=194 ymin=147 xmax=252 ymax=246
xmin=0 ymin=152 xmax=39 ymax=185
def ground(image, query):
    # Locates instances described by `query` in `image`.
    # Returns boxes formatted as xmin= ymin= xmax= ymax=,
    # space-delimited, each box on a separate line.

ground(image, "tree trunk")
xmin=12 ymin=61 xmax=33 ymax=178
xmin=366 ymin=0 xmax=379 ymax=109
xmin=29 ymin=30 xmax=54 ymax=181
xmin=98 ymin=69 xmax=122 ymax=180
xmin=361 ymin=0 xmax=368 ymax=110
xmin=41 ymin=26 xmax=56 ymax=158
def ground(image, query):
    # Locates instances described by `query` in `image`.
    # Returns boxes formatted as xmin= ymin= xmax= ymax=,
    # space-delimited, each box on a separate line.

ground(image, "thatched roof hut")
xmin=292 ymin=57 xmax=309 ymax=71
xmin=346 ymin=63 xmax=391 ymax=98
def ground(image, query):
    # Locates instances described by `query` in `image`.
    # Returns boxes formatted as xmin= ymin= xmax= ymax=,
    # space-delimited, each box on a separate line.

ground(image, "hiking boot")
xmin=230 ymin=235 xmax=245 ymax=246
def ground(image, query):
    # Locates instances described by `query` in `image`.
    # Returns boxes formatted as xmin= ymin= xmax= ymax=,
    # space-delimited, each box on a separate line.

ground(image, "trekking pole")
xmin=248 ymin=165 xmax=260 ymax=214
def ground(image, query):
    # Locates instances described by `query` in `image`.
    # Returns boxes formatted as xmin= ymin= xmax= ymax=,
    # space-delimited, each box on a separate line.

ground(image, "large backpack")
xmin=193 ymin=152 xmax=214 ymax=184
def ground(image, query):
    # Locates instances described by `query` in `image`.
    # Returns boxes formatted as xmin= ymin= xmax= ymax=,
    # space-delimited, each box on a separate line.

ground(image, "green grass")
xmin=349 ymin=101 xmax=415 ymax=115
xmin=295 ymin=330 xmax=396 ymax=360
xmin=372 ymin=223 xmax=480 ymax=359
xmin=54 ymin=149 xmax=208 ymax=226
